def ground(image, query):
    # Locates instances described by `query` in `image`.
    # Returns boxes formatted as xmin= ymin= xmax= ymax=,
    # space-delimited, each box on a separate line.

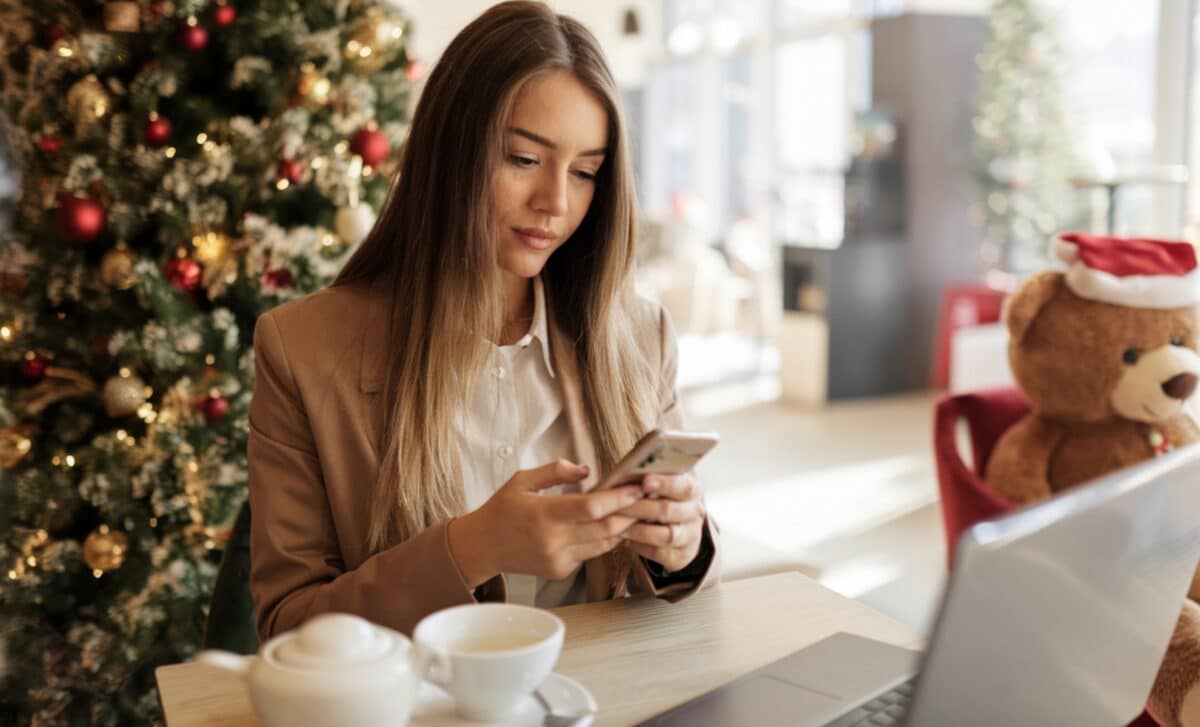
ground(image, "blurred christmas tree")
xmin=0 ymin=1 xmax=416 ymax=722
xmin=971 ymin=0 xmax=1080 ymax=275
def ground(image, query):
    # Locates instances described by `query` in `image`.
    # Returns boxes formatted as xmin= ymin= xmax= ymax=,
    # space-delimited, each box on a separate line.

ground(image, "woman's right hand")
xmin=448 ymin=459 xmax=645 ymax=587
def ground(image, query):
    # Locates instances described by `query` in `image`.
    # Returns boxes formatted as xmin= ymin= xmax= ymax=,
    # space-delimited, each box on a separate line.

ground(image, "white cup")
xmin=413 ymin=603 xmax=564 ymax=722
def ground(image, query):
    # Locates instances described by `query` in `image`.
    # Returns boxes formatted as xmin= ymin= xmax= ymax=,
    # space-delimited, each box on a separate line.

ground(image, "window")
xmin=1049 ymin=0 xmax=1163 ymax=234
xmin=773 ymin=35 xmax=848 ymax=246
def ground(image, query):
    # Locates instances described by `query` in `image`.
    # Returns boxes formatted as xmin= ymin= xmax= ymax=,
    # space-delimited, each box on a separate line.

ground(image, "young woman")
xmin=248 ymin=1 xmax=718 ymax=639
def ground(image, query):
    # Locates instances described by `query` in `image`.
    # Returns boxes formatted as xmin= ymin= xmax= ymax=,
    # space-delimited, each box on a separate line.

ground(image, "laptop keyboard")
xmin=824 ymin=678 xmax=916 ymax=727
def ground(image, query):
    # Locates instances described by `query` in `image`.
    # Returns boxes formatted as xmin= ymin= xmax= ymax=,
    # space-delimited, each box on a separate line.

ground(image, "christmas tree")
xmin=0 ymin=1 xmax=416 ymax=722
xmin=971 ymin=0 xmax=1079 ymax=274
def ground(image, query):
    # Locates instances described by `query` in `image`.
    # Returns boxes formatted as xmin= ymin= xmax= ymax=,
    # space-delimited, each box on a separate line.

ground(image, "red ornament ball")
xmin=350 ymin=127 xmax=390 ymax=168
xmin=144 ymin=115 xmax=172 ymax=147
xmin=211 ymin=3 xmax=237 ymax=28
xmin=164 ymin=256 xmax=203 ymax=292
xmin=55 ymin=195 xmax=106 ymax=243
xmin=0 ymin=272 xmax=29 ymax=298
xmin=177 ymin=23 xmax=208 ymax=52
xmin=37 ymin=134 xmax=62 ymax=155
xmin=264 ymin=268 xmax=293 ymax=289
xmin=202 ymin=393 xmax=229 ymax=424
xmin=20 ymin=355 xmax=47 ymax=383
xmin=44 ymin=26 xmax=65 ymax=45
xmin=405 ymin=59 xmax=424 ymax=83
xmin=276 ymin=158 xmax=304 ymax=184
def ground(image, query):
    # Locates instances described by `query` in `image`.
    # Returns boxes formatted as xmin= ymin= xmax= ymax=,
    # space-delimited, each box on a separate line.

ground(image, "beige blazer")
xmin=248 ymin=281 xmax=720 ymax=639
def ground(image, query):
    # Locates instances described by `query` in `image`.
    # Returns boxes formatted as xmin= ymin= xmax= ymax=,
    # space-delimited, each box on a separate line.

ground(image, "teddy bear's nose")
xmin=1161 ymin=373 xmax=1198 ymax=400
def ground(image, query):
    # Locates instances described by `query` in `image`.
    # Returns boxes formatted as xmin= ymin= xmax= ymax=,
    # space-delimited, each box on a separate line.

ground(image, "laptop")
xmin=638 ymin=443 xmax=1200 ymax=727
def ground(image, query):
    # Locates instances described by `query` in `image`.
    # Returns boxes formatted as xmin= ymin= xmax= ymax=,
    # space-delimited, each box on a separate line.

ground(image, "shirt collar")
xmin=515 ymin=275 xmax=555 ymax=379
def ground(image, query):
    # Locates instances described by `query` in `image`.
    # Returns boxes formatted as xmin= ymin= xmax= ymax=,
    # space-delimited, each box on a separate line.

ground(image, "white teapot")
xmin=198 ymin=612 xmax=420 ymax=727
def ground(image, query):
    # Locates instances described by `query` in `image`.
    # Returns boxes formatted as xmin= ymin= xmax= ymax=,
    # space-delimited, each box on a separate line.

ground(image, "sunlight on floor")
xmin=818 ymin=557 xmax=904 ymax=599
xmin=690 ymin=391 xmax=948 ymax=634
xmin=706 ymin=453 xmax=935 ymax=553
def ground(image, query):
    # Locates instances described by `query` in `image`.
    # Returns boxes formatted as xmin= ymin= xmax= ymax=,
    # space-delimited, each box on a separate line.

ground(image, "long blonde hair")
xmin=334 ymin=1 xmax=661 ymax=554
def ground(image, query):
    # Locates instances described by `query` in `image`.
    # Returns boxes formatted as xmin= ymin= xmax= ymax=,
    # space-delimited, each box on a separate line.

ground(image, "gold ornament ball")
xmin=295 ymin=63 xmax=332 ymax=109
xmin=191 ymin=230 xmax=230 ymax=264
xmin=103 ymin=373 xmax=148 ymax=417
xmin=83 ymin=525 xmax=128 ymax=573
xmin=0 ymin=424 xmax=37 ymax=470
xmin=66 ymin=76 xmax=113 ymax=134
xmin=104 ymin=1 xmax=141 ymax=32
xmin=318 ymin=230 xmax=351 ymax=260
xmin=100 ymin=244 xmax=137 ymax=290
xmin=343 ymin=9 xmax=405 ymax=73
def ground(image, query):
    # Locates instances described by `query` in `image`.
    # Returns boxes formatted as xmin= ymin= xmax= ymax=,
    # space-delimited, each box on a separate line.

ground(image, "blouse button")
xmin=491 ymin=366 xmax=506 ymax=379
xmin=497 ymin=445 xmax=513 ymax=459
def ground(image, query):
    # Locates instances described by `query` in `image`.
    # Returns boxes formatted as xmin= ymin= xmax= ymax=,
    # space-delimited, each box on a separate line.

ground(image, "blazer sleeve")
xmin=248 ymin=312 xmax=505 ymax=640
xmin=627 ymin=305 xmax=722 ymax=601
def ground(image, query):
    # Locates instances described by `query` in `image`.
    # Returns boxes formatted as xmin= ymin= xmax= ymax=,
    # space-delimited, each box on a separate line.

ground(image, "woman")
xmin=248 ymin=0 xmax=719 ymax=639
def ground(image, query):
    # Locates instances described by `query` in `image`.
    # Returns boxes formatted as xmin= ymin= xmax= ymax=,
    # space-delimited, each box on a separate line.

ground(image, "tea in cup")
xmin=413 ymin=603 xmax=564 ymax=721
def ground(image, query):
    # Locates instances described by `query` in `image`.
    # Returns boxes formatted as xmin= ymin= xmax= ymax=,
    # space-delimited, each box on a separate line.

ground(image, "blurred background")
xmin=395 ymin=0 xmax=1197 ymax=634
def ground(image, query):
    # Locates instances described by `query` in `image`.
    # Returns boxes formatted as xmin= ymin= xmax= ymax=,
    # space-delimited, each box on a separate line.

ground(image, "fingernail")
xmin=645 ymin=477 xmax=660 ymax=491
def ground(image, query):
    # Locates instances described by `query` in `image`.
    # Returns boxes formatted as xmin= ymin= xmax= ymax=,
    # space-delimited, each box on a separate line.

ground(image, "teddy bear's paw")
xmin=1182 ymin=681 xmax=1200 ymax=727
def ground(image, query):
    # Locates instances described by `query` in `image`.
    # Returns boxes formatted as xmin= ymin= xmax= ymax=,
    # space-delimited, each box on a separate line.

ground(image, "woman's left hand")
xmin=616 ymin=473 xmax=706 ymax=573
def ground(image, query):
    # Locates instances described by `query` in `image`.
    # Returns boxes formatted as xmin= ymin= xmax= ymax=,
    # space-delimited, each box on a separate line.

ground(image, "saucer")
xmin=411 ymin=672 xmax=597 ymax=726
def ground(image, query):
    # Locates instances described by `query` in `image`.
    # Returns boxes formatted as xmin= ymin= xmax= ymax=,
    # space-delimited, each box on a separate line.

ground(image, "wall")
xmin=390 ymin=0 xmax=662 ymax=88
xmin=905 ymin=0 xmax=989 ymax=13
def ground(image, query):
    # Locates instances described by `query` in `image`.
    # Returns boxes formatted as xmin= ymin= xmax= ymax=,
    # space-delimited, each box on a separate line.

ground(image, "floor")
xmin=683 ymin=383 xmax=947 ymax=636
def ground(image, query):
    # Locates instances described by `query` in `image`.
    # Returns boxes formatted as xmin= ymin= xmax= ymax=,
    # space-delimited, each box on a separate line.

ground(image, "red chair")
xmin=932 ymin=386 xmax=1159 ymax=727
xmin=930 ymin=282 xmax=1011 ymax=388
xmin=932 ymin=386 xmax=1028 ymax=563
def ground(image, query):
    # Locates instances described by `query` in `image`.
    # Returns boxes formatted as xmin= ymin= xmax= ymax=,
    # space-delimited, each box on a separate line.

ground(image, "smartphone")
xmin=589 ymin=429 xmax=719 ymax=492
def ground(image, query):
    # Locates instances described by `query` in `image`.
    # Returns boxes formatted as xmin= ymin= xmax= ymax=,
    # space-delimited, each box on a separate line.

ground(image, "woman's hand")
xmin=448 ymin=460 xmax=644 ymax=587
xmin=616 ymin=473 xmax=706 ymax=574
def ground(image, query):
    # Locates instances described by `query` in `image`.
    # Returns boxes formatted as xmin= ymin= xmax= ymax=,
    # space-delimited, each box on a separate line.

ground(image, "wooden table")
xmin=156 ymin=571 xmax=921 ymax=726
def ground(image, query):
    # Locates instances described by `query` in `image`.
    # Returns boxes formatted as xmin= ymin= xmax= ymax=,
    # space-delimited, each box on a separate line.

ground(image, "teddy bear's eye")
xmin=1171 ymin=336 xmax=1186 ymax=347
xmin=1122 ymin=348 xmax=1141 ymax=364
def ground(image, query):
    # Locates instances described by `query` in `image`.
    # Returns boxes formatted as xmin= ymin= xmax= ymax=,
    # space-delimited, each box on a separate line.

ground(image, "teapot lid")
xmin=271 ymin=613 xmax=403 ymax=670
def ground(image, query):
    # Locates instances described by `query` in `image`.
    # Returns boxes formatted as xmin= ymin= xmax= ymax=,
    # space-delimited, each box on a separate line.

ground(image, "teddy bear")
xmin=987 ymin=232 xmax=1200 ymax=726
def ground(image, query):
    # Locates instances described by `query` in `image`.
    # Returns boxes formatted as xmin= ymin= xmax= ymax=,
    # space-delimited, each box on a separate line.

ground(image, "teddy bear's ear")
xmin=1003 ymin=270 xmax=1064 ymax=344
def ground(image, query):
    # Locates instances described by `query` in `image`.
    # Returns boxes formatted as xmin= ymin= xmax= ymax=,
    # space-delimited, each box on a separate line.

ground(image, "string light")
xmin=137 ymin=403 xmax=157 ymax=423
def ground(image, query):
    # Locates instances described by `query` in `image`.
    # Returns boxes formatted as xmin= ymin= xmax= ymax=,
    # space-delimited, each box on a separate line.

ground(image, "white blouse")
xmin=455 ymin=276 xmax=586 ymax=607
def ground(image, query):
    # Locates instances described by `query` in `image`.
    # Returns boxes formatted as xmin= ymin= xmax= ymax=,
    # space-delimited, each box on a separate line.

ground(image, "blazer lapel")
xmin=548 ymin=322 xmax=598 ymax=488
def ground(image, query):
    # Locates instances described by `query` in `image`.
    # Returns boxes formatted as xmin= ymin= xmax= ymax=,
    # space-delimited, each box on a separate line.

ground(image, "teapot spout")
xmin=197 ymin=649 xmax=252 ymax=676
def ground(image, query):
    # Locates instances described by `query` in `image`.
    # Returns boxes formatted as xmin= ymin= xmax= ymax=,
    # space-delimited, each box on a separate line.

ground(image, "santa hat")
xmin=1052 ymin=232 xmax=1200 ymax=309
